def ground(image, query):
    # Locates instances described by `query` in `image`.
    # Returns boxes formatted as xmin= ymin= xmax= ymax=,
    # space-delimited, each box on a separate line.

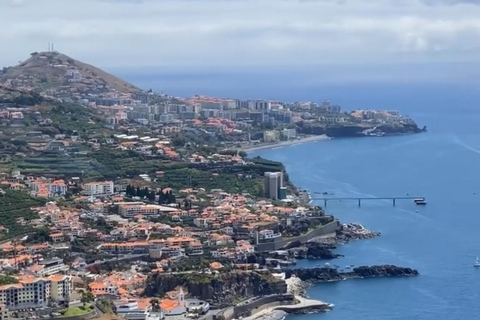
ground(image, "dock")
xmin=311 ymin=195 xmax=426 ymax=207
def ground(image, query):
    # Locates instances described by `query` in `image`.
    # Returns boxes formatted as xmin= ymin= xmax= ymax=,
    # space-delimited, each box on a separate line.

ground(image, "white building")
xmin=118 ymin=203 xmax=179 ymax=218
xmin=39 ymin=258 xmax=69 ymax=276
xmin=115 ymin=300 xmax=161 ymax=320
xmin=0 ymin=275 xmax=72 ymax=310
xmin=0 ymin=303 xmax=10 ymax=320
xmin=258 ymin=229 xmax=282 ymax=240
xmin=83 ymin=181 xmax=114 ymax=196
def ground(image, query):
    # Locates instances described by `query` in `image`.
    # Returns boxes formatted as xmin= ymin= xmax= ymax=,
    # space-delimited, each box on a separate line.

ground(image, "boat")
xmin=474 ymin=257 xmax=480 ymax=268
xmin=414 ymin=198 xmax=427 ymax=205
xmin=345 ymin=266 xmax=351 ymax=269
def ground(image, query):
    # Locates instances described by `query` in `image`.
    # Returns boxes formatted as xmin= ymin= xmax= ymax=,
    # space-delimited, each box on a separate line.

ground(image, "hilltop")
xmin=0 ymin=51 xmax=141 ymax=98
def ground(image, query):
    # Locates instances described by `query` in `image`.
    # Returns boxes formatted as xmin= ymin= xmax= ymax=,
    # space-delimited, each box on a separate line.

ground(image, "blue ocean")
xmin=124 ymin=69 xmax=480 ymax=319
xmin=247 ymin=94 xmax=480 ymax=319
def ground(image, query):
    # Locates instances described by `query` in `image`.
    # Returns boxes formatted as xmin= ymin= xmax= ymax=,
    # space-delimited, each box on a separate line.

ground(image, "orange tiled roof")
xmin=159 ymin=298 xmax=179 ymax=311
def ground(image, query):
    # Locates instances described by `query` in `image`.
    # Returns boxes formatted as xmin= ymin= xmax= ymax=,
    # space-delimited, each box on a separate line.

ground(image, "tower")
xmin=178 ymin=287 xmax=185 ymax=307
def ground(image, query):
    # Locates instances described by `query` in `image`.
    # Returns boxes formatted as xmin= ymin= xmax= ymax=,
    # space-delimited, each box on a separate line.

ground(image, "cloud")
xmin=0 ymin=0 xmax=479 ymax=85
xmin=421 ymin=0 xmax=480 ymax=5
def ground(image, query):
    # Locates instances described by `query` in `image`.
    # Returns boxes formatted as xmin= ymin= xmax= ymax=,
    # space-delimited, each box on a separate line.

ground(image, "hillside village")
xmin=0 ymin=51 xmax=420 ymax=320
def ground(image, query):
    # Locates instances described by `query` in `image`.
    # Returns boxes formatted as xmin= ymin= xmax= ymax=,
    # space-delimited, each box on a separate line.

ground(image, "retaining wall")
xmin=255 ymin=220 xmax=340 ymax=252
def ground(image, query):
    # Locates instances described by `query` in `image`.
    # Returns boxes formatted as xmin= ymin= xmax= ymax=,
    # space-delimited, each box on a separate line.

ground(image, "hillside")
xmin=0 ymin=51 xmax=140 ymax=95
xmin=0 ymin=190 xmax=44 ymax=238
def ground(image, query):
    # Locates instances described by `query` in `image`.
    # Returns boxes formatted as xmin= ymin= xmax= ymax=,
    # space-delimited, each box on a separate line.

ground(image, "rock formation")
xmin=144 ymin=271 xmax=287 ymax=307
xmin=285 ymin=265 xmax=419 ymax=282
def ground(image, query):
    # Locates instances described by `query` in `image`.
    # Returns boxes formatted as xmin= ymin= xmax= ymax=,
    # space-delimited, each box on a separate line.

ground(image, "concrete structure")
xmin=264 ymin=172 xmax=284 ymax=200
xmin=255 ymin=220 xmax=340 ymax=252
xmin=83 ymin=181 xmax=114 ymax=196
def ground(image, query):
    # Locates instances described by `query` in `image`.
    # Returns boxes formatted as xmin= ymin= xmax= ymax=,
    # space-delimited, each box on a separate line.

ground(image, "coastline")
xmin=242 ymin=134 xmax=330 ymax=153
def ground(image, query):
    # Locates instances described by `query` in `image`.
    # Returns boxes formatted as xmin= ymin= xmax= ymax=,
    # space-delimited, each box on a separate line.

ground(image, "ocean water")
xmin=250 ymin=104 xmax=480 ymax=319
xmin=126 ymin=69 xmax=480 ymax=319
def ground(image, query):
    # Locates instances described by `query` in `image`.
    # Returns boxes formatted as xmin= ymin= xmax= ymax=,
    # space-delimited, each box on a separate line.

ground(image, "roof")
xmin=159 ymin=299 xmax=180 ymax=312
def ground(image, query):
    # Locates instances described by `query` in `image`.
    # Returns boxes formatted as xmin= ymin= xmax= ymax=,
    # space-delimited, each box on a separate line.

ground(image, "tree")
xmin=29 ymin=227 xmax=51 ymax=244
xmin=81 ymin=291 xmax=95 ymax=307
xmin=150 ymin=298 xmax=159 ymax=311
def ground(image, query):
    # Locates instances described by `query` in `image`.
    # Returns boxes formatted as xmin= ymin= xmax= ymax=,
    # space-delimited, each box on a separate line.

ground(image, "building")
xmin=48 ymin=275 xmax=72 ymax=303
xmin=83 ymin=181 xmax=114 ymax=196
xmin=264 ymin=172 xmax=284 ymax=200
xmin=39 ymin=258 xmax=69 ymax=276
xmin=161 ymin=288 xmax=187 ymax=320
xmin=115 ymin=300 xmax=161 ymax=320
xmin=100 ymin=242 xmax=149 ymax=255
xmin=258 ymin=229 xmax=282 ymax=240
xmin=0 ymin=304 xmax=10 ymax=320
xmin=0 ymin=275 xmax=72 ymax=310
xmin=280 ymin=128 xmax=296 ymax=140
xmin=263 ymin=130 xmax=279 ymax=143
xmin=30 ymin=180 xmax=67 ymax=197
xmin=118 ymin=203 xmax=180 ymax=218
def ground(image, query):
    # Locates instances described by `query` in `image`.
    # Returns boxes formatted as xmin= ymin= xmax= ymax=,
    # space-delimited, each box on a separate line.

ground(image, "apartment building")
xmin=49 ymin=275 xmax=72 ymax=303
xmin=30 ymin=180 xmax=67 ymax=197
xmin=118 ymin=203 xmax=179 ymax=218
xmin=0 ymin=275 xmax=72 ymax=310
xmin=83 ymin=181 xmax=114 ymax=196
xmin=100 ymin=242 xmax=149 ymax=255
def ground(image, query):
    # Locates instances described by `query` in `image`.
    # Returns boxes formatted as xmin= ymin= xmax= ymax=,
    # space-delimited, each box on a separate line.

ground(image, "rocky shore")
xmin=285 ymin=265 xmax=419 ymax=283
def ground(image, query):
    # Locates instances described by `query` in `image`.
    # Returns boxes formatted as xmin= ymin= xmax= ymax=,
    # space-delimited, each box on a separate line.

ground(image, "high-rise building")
xmin=264 ymin=172 xmax=284 ymax=200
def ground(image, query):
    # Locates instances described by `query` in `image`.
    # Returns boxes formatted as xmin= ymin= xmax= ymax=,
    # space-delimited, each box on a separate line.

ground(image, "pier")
xmin=311 ymin=196 xmax=426 ymax=207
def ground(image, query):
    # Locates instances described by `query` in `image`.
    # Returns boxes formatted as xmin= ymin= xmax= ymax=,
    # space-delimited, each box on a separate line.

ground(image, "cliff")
xmin=144 ymin=271 xmax=287 ymax=307
xmin=297 ymin=122 xmax=426 ymax=137
xmin=285 ymin=265 xmax=419 ymax=282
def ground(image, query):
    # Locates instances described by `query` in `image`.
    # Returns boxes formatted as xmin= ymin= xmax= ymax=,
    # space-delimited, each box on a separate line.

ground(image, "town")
xmin=0 ymin=50 xmax=423 ymax=320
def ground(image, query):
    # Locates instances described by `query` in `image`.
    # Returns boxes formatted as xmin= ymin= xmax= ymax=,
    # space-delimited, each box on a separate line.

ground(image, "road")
xmin=83 ymin=254 xmax=148 ymax=268
xmin=241 ymin=296 xmax=331 ymax=320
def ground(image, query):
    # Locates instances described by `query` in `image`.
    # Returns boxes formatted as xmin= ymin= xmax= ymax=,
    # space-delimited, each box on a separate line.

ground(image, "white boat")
xmin=474 ymin=257 xmax=480 ymax=268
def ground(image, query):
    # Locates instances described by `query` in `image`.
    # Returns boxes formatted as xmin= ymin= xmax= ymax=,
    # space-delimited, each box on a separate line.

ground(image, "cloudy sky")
xmin=1 ymin=0 xmax=480 ymax=91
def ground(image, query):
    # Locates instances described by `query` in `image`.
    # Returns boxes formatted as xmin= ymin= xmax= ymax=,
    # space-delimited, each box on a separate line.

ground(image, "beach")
xmin=242 ymin=135 xmax=330 ymax=153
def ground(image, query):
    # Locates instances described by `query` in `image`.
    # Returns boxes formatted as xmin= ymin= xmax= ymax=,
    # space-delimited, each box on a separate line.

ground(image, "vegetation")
xmin=81 ymin=291 xmax=95 ymax=307
xmin=0 ymin=190 xmax=44 ymax=238
xmin=60 ymin=304 xmax=93 ymax=317
xmin=28 ymin=226 xmax=51 ymax=243
xmin=0 ymin=275 xmax=19 ymax=285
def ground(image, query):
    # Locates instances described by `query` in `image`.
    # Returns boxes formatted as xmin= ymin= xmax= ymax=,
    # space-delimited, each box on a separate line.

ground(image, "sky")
xmin=1 ymin=0 xmax=480 ymax=92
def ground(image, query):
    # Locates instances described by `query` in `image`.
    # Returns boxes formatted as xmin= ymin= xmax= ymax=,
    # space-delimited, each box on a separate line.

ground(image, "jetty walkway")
xmin=311 ymin=196 xmax=426 ymax=207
